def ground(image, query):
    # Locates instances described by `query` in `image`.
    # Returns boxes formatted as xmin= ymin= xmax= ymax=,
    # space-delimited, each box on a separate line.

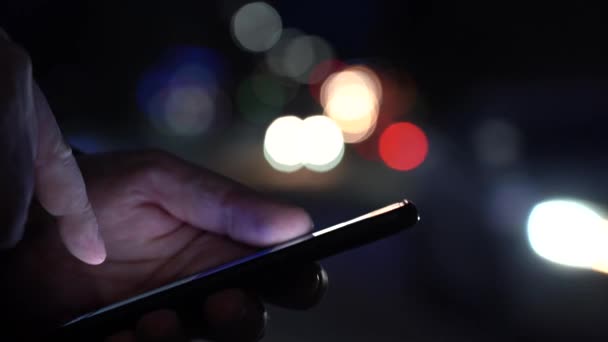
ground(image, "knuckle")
xmin=52 ymin=138 xmax=73 ymax=162
xmin=126 ymin=149 xmax=173 ymax=187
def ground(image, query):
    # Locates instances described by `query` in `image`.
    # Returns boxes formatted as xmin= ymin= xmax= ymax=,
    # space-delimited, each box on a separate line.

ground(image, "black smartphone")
xmin=55 ymin=199 xmax=419 ymax=339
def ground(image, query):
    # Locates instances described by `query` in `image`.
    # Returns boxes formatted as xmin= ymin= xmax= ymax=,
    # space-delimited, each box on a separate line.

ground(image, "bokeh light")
xmin=263 ymin=115 xmax=345 ymax=173
xmin=237 ymin=72 xmax=298 ymax=125
xmin=527 ymin=199 xmax=608 ymax=274
xmin=266 ymin=30 xmax=334 ymax=84
xmin=302 ymin=115 xmax=344 ymax=172
xmin=379 ymin=122 xmax=428 ymax=171
xmin=353 ymin=70 xmax=419 ymax=161
xmin=162 ymin=86 xmax=215 ymax=135
xmin=251 ymin=72 xmax=299 ymax=107
xmin=309 ymin=59 xmax=347 ymax=102
xmin=266 ymin=29 xmax=302 ymax=76
xmin=321 ymin=66 xmax=382 ymax=143
xmin=264 ymin=116 xmax=305 ymax=172
xmin=137 ymin=46 xmax=226 ymax=136
xmin=487 ymin=178 xmax=539 ymax=236
xmin=473 ymin=118 xmax=522 ymax=166
xmin=231 ymin=2 xmax=282 ymax=52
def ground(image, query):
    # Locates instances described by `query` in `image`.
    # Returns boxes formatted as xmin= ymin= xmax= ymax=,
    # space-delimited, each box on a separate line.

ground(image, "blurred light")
xmin=251 ymin=72 xmax=298 ymax=107
xmin=302 ymin=115 xmax=344 ymax=172
xmin=264 ymin=116 xmax=305 ymax=172
xmin=321 ymin=66 xmax=382 ymax=143
xmin=163 ymin=86 xmax=215 ymax=135
xmin=231 ymin=2 xmax=282 ymax=52
xmin=379 ymin=122 xmax=428 ymax=171
xmin=488 ymin=179 xmax=539 ymax=236
xmin=266 ymin=30 xmax=334 ymax=84
xmin=237 ymin=77 xmax=281 ymax=125
xmin=309 ymin=59 xmax=347 ymax=102
xmin=309 ymin=59 xmax=346 ymax=85
xmin=237 ymin=71 xmax=298 ymax=125
xmin=285 ymin=36 xmax=333 ymax=83
xmin=527 ymin=199 xmax=608 ymax=273
xmin=353 ymin=70 xmax=419 ymax=161
xmin=266 ymin=29 xmax=302 ymax=75
xmin=473 ymin=118 xmax=522 ymax=166
xmin=263 ymin=115 xmax=345 ymax=173
xmin=137 ymin=46 xmax=226 ymax=136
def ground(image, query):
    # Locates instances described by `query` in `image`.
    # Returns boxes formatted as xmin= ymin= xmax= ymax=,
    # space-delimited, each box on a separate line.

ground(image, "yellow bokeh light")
xmin=263 ymin=115 xmax=345 ymax=173
xmin=527 ymin=199 xmax=608 ymax=274
xmin=320 ymin=66 xmax=382 ymax=143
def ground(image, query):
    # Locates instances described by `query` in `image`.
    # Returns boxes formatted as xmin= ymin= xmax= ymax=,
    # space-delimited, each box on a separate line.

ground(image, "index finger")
xmin=32 ymin=85 xmax=106 ymax=265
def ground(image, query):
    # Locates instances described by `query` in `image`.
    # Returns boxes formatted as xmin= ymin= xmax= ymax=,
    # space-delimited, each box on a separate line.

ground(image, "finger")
xmin=32 ymin=85 xmax=106 ymax=265
xmin=0 ymin=31 xmax=36 ymax=248
xmin=178 ymin=288 xmax=266 ymax=342
xmin=104 ymin=330 xmax=137 ymax=342
xmin=254 ymin=262 xmax=328 ymax=310
xmin=143 ymin=151 xmax=313 ymax=246
xmin=135 ymin=309 xmax=188 ymax=342
xmin=201 ymin=289 xmax=267 ymax=342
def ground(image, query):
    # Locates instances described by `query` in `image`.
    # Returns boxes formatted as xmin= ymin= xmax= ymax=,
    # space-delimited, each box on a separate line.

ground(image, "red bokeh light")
xmin=354 ymin=70 xmax=418 ymax=161
xmin=379 ymin=122 xmax=428 ymax=171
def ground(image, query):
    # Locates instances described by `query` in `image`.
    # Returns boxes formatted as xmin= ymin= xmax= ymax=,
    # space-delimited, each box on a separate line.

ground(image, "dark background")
xmin=3 ymin=1 xmax=608 ymax=340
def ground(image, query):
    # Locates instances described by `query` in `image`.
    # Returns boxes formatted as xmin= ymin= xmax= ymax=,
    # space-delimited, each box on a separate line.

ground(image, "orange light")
xmin=320 ymin=66 xmax=382 ymax=143
xmin=379 ymin=122 xmax=428 ymax=171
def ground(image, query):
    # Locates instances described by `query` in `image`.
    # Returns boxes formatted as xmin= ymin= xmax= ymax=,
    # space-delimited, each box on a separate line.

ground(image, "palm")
xmin=83 ymin=190 xmax=254 ymax=306
xmin=74 ymin=151 xmax=259 ymax=312
xmin=2 ymin=151 xmax=299 ymax=332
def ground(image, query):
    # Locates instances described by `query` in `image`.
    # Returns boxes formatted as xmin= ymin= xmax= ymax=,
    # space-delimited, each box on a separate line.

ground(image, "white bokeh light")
xmin=302 ymin=115 xmax=344 ymax=172
xmin=264 ymin=116 xmax=305 ymax=172
xmin=527 ymin=199 xmax=608 ymax=273
xmin=231 ymin=2 xmax=283 ymax=52
xmin=266 ymin=31 xmax=334 ymax=84
xmin=263 ymin=115 xmax=345 ymax=173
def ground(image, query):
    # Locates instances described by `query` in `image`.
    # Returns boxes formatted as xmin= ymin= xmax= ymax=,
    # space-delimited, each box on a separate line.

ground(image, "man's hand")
xmin=1 ymin=150 xmax=326 ymax=341
xmin=0 ymin=28 xmax=106 ymax=264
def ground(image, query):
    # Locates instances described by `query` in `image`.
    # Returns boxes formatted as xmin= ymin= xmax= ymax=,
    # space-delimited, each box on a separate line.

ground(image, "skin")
xmin=0 ymin=29 xmax=327 ymax=341
xmin=1 ymin=150 xmax=325 ymax=341
xmin=0 ymin=28 xmax=105 ymax=264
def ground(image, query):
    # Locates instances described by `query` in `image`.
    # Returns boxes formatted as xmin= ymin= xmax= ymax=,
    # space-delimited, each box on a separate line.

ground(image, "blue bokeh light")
xmin=136 ymin=46 xmax=228 ymax=136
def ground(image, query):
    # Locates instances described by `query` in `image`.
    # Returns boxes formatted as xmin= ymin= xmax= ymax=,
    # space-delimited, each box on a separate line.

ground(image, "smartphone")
xmin=55 ymin=199 xmax=419 ymax=339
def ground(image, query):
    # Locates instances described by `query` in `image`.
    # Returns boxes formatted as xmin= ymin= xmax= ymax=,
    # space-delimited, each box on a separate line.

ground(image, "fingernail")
xmin=83 ymin=218 xmax=107 ymax=265
xmin=90 ymin=232 xmax=107 ymax=265
xmin=58 ymin=213 xmax=106 ymax=265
